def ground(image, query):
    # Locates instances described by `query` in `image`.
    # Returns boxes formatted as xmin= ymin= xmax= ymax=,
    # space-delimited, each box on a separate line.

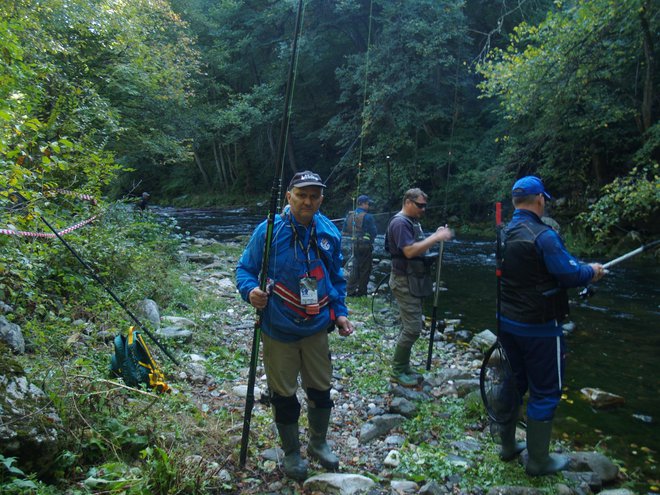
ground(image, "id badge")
xmin=299 ymin=276 xmax=318 ymax=305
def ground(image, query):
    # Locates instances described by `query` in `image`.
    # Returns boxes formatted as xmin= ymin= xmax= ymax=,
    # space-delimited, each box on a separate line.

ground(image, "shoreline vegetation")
xmin=0 ymin=207 xmax=652 ymax=494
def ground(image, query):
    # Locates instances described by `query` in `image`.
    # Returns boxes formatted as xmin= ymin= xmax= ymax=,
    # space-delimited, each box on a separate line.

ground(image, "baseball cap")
xmin=288 ymin=170 xmax=326 ymax=190
xmin=357 ymin=194 xmax=373 ymax=205
xmin=511 ymin=176 xmax=552 ymax=200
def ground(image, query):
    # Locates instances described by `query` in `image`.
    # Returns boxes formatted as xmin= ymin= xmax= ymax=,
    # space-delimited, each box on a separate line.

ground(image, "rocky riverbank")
xmin=168 ymin=235 xmax=637 ymax=495
xmin=0 ymin=233 xmax=643 ymax=494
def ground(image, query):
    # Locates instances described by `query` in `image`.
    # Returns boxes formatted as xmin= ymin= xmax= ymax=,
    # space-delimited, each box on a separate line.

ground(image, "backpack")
xmin=110 ymin=326 xmax=170 ymax=393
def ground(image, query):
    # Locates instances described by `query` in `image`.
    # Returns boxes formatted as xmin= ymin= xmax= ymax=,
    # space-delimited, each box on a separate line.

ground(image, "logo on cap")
xmin=288 ymin=170 xmax=326 ymax=189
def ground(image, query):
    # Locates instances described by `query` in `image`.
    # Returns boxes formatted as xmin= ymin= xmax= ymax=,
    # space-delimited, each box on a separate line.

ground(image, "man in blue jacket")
xmin=236 ymin=170 xmax=354 ymax=481
xmin=499 ymin=176 xmax=606 ymax=475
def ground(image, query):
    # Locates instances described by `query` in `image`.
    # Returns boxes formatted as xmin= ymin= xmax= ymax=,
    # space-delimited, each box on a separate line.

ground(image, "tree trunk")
xmin=212 ymin=140 xmax=225 ymax=186
xmin=639 ymin=0 xmax=654 ymax=133
xmin=193 ymin=150 xmax=211 ymax=187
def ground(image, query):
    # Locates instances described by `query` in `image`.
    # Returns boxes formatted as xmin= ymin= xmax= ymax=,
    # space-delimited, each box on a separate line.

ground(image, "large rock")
xmin=470 ymin=329 xmax=497 ymax=352
xmin=0 ymin=347 xmax=62 ymax=475
xmin=580 ymin=387 xmax=625 ymax=408
xmin=0 ymin=315 xmax=25 ymax=354
xmin=568 ymin=451 xmax=619 ymax=483
xmin=303 ymin=473 xmax=375 ymax=495
xmin=359 ymin=413 xmax=405 ymax=444
xmin=136 ymin=299 xmax=161 ymax=329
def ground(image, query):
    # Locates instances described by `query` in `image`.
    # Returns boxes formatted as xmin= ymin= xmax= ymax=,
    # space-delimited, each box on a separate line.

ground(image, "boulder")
xmin=136 ymin=299 xmax=161 ymax=329
xmin=303 ymin=473 xmax=375 ymax=495
xmin=0 ymin=316 xmax=25 ymax=354
xmin=580 ymin=387 xmax=625 ymax=408
xmin=0 ymin=347 xmax=62 ymax=475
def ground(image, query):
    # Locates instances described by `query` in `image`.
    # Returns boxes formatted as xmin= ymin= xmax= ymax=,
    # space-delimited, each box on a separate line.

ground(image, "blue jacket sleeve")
xmin=235 ymin=221 xmax=266 ymax=302
xmin=536 ymin=229 xmax=594 ymax=288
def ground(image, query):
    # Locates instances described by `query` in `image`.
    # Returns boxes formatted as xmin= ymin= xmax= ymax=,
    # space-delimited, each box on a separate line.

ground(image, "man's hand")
xmin=335 ymin=316 xmax=354 ymax=337
xmin=248 ymin=287 xmax=269 ymax=309
xmin=432 ymin=225 xmax=454 ymax=242
xmin=589 ymin=263 xmax=606 ymax=282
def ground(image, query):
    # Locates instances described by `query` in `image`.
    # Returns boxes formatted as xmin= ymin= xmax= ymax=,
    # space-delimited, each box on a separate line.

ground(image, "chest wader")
xmin=387 ymin=214 xmax=426 ymax=388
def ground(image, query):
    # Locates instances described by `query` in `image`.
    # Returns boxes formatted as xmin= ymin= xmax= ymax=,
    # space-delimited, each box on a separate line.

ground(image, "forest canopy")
xmin=1 ymin=0 xmax=658 ymax=244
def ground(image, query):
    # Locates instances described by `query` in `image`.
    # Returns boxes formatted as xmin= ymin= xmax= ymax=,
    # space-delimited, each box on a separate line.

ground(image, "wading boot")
xmin=499 ymin=409 xmax=526 ymax=461
xmin=525 ymin=418 xmax=569 ymax=476
xmin=390 ymin=345 xmax=418 ymax=387
xmin=404 ymin=364 xmax=423 ymax=383
xmin=275 ymin=422 xmax=308 ymax=481
xmin=307 ymin=407 xmax=339 ymax=470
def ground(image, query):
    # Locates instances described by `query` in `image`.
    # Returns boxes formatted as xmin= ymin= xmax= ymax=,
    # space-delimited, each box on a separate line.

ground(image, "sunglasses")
xmin=412 ymin=200 xmax=427 ymax=209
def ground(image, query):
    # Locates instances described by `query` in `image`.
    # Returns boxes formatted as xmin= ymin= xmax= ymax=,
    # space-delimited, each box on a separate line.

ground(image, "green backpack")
xmin=110 ymin=326 xmax=170 ymax=393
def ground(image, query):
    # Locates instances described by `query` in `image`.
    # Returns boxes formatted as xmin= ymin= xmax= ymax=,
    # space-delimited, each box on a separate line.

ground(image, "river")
xmin=158 ymin=206 xmax=659 ymax=490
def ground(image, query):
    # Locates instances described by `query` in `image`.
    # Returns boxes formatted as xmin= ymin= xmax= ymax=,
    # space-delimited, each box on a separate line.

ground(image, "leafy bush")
xmin=578 ymin=162 xmax=660 ymax=243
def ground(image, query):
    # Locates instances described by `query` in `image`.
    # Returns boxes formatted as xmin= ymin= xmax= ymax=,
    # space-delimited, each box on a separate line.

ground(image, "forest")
xmin=0 ymin=0 xmax=658 ymax=493
xmin=1 ymin=0 xmax=658 ymax=242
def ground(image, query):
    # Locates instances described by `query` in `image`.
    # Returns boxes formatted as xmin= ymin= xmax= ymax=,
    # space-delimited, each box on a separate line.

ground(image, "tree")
xmin=477 ymin=0 xmax=657 ymax=201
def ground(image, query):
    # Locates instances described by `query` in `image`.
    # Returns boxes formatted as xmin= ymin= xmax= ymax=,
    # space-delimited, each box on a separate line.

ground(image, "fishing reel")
xmin=579 ymin=285 xmax=596 ymax=299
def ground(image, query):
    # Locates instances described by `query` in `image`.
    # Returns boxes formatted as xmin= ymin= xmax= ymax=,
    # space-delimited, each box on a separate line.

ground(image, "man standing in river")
xmin=499 ymin=176 xmax=606 ymax=475
xmin=236 ymin=170 xmax=354 ymax=481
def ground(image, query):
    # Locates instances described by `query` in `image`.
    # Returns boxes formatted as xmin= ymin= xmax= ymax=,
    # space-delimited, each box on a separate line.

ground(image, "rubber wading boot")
xmin=391 ymin=345 xmax=418 ymax=387
xmin=404 ymin=364 xmax=423 ymax=382
xmin=525 ymin=418 xmax=569 ymax=476
xmin=499 ymin=410 xmax=526 ymax=461
xmin=275 ymin=422 xmax=308 ymax=480
xmin=307 ymin=408 xmax=339 ymax=470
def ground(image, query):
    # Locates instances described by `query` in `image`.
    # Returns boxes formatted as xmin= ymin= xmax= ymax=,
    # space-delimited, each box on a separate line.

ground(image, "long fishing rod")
xmin=579 ymin=239 xmax=660 ymax=299
xmin=425 ymin=54 xmax=461 ymax=371
xmin=8 ymin=191 xmax=179 ymax=365
xmin=239 ymin=0 xmax=305 ymax=468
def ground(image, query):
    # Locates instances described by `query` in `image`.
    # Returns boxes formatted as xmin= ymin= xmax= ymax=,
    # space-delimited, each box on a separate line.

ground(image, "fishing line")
xmin=240 ymin=0 xmax=306 ymax=468
xmin=277 ymin=1 xmax=307 ymax=212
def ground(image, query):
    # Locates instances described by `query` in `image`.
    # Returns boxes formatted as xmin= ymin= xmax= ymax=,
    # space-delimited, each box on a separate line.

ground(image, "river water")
xmin=159 ymin=206 xmax=659 ymax=489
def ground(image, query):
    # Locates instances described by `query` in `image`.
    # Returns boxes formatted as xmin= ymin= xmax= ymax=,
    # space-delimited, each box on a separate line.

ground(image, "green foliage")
xmin=578 ymin=162 xmax=660 ymax=243
xmin=477 ymin=0 xmax=654 ymax=203
xmin=0 ymin=454 xmax=60 ymax=494
xmin=398 ymin=399 xmax=562 ymax=492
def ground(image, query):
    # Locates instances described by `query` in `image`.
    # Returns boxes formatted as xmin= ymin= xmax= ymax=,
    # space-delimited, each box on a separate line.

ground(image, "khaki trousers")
xmin=262 ymin=330 xmax=332 ymax=406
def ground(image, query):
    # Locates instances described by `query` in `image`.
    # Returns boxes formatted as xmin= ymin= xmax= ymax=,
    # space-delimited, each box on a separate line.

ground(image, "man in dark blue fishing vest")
xmin=499 ymin=176 xmax=606 ymax=475
xmin=236 ymin=170 xmax=355 ymax=481
xmin=342 ymin=194 xmax=378 ymax=296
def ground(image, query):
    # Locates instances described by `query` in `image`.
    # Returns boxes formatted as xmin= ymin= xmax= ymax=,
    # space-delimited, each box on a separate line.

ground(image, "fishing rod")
xmin=239 ymin=0 xmax=305 ymax=468
xmin=425 ymin=241 xmax=445 ymax=370
xmin=425 ymin=55 xmax=460 ymax=370
xmin=579 ymin=239 xmax=660 ymax=299
xmin=7 ymin=191 xmax=179 ymax=365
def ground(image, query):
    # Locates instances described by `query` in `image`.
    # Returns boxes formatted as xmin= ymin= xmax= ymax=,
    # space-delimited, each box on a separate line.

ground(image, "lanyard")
xmin=288 ymin=215 xmax=319 ymax=275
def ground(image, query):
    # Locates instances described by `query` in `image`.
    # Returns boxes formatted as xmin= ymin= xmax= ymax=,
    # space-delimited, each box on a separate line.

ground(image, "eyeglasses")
xmin=412 ymin=200 xmax=427 ymax=209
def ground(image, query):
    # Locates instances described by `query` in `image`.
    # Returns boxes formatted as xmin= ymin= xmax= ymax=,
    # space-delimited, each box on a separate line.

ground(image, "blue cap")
xmin=357 ymin=194 xmax=373 ymax=205
xmin=512 ymin=176 xmax=552 ymax=200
